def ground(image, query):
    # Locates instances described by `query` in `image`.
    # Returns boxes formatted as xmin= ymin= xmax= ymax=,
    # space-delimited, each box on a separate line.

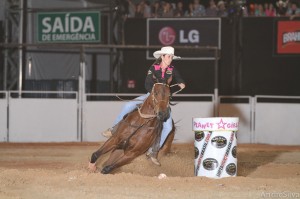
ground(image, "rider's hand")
xmin=179 ymin=83 xmax=185 ymax=89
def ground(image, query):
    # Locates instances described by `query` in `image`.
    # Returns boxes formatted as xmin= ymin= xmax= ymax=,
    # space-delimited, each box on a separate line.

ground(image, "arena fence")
xmin=254 ymin=95 xmax=300 ymax=145
xmin=0 ymin=91 xmax=8 ymax=142
xmin=8 ymin=91 xmax=79 ymax=142
xmin=0 ymin=91 xmax=300 ymax=145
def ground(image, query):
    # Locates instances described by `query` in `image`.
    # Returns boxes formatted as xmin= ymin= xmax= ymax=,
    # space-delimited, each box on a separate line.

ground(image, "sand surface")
xmin=0 ymin=142 xmax=300 ymax=199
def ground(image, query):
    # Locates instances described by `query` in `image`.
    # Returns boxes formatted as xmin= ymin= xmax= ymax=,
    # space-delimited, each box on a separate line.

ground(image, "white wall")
xmin=255 ymin=96 xmax=300 ymax=145
xmin=9 ymin=98 xmax=79 ymax=142
xmin=82 ymin=101 xmax=125 ymax=142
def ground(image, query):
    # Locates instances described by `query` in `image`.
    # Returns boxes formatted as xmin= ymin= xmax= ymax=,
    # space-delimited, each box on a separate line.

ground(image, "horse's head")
xmin=150 ymin=83 xmax=171 ymax=121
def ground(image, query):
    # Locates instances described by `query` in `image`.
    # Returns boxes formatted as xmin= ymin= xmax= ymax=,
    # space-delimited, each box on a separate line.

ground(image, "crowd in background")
xmin=122 ymin=0 xmax=300 ymax=18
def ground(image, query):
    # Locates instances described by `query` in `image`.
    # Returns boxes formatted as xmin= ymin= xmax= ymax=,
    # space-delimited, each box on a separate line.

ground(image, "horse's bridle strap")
xmin=138 ymin=107 xmax=156 ymax=118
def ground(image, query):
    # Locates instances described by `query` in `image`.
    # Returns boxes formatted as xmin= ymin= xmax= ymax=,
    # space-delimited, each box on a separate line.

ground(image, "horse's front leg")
xmin=101 ymin=151 xmax=137 ymax=174
xmin=88 ymin=138 xmax=118 ymax=172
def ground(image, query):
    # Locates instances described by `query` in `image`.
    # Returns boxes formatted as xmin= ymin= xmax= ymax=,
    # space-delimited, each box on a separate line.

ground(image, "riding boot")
xmin=150 ymin=156 xmax=161 ymax=166
xmin=146 ymin=148 xmax=161 ymax=166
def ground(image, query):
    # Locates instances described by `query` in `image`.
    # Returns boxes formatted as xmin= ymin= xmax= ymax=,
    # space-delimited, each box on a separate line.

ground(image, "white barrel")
xmin=193 ymin=117 xmax=239 ymax=178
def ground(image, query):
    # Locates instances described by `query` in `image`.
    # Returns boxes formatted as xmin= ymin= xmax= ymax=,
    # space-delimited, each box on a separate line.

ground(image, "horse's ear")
xmin=167 ymin=76 xmax=173 ymax=85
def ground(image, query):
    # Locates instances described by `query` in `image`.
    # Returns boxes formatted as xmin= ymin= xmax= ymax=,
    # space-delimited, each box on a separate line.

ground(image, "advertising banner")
xmin=277 ymin=21 xmax=300 ymax=54
xmin=37 ymin=11 xmax=101 ymax=43
xmin=147 ymin=18 xmax=221 ymax=60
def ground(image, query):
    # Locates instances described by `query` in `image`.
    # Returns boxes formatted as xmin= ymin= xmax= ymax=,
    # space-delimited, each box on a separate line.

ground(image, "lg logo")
xmin=179 ymin=30 xmax=199 ymax=43
xmin=158 ymin=26 xmax=200 ymax=45
xmin=159 ymin=27 xmax=176 ymax=45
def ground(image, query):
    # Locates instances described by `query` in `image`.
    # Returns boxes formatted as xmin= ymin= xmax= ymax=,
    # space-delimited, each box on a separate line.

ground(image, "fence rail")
xmin=1 ymin=91 xmax=300 ymax=145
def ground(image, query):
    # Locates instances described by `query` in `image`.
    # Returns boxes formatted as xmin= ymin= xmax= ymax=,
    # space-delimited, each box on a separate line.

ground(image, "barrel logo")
xmin=226 ymin=163 xmax=237 ymax=176
xmin=232 ymin=146 xmax=237 ymax=158
xmin=211 ymin=136 xmax=227 ymax=148
xmin=195 ymin=131 xmax=205 ymax=142
xmin=195 ymin=147 xmax=199 ymax=159
xmin=203 ymin=158 xmax=219 ymax=171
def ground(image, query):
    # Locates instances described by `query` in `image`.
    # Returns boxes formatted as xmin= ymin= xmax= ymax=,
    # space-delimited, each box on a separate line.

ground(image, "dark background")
xmin=1 ymin=16 xmax=299 ymax=96
xmin=123 ymin=17 xmax=300 ymax=96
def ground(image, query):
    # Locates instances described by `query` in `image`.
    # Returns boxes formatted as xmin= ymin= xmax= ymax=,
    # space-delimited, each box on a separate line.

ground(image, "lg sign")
xmin=159 ymin=27 xmax=175 ymax=45
xmin=159 ymin=26 xmax=200 ymax=45
xmin=147 ymin=18 xmax=220 ymax=60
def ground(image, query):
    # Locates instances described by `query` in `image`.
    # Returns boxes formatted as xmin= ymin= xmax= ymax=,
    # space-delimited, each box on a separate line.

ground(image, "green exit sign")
xmin=37 ymin=11 xmax=100 ymax=43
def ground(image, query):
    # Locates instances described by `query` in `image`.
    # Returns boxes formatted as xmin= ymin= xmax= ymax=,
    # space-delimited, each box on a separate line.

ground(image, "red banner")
xmin=277 ymin=21 xmax=300 ymax=54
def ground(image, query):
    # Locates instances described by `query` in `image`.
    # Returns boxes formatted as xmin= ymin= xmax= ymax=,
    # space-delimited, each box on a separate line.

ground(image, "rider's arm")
xmin=172 ymin=67 xmax=186 ymax=89
xmin=172 ymin=67 xmax=185 ymax=84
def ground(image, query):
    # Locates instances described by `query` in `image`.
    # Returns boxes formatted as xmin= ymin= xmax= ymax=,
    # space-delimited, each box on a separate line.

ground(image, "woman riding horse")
xmin=89 ymin=83 xmax=173 ymax=174
xmin=102 ymin=46 xmax=186 ymax=165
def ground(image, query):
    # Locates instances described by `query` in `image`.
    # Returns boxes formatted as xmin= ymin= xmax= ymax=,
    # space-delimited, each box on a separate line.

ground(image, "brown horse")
xmin=88 ymin=83 xmax=175 ymax=174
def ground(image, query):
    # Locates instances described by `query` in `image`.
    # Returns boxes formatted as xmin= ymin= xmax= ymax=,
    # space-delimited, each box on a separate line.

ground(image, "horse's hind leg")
xmin=101 ymin=152 xmax=137 ymax=174
xmin=160 ymin=120 xmax=175 ymax=155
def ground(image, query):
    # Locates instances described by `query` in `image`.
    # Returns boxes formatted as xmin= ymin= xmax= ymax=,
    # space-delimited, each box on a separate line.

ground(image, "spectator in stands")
xmin=276 ymin=0 xmax=288 ymax=16
xmin=126 ymin=0 xmax=136 ymax=18
xmin=286 ymin=1 xmax=300 ymax=19
xmin=248 ymin=3 xmax=255 ymax=16
xmin=174 ymin=1 xmax=185 ymax=17
xmin=161 ymin=2 xmax=174 ymax=17
xmin=265 ymin=3 xmax=277 ymax=16
xmin=135 ymin=2 xmax=144 ymax=18
xmin=143 ymin=0 xmax=152 ymax=18
xmin=217 ymin=0 xmax=228 ymax=17
xmin=192 ymin=0 xmax=206 ymax=16
xmin=255 ymin=4 xmax=266 ymax=16
xmin=184 ymin=2 xmax=195 ymax=17
xmin=252 ymin=3 xmax=259 ymax=16
xmin=206 ymin=0 xmax=218 ymax=16
xmin=152 ymin=1 xmax=163 ymax=17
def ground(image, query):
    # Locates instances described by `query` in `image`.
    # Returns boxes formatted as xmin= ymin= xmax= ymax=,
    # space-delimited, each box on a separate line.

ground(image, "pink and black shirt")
xmin=145 ymin=64 xmax=185 ymax=93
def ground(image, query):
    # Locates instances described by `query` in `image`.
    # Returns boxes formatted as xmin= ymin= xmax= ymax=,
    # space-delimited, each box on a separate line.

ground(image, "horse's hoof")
xmin=150 ymin=157 xmax=161 ymax=166
xmin=101 ymin=165 xmax=113 ymax=174
xmin=88 ymin=162 xmax=97 ymax=172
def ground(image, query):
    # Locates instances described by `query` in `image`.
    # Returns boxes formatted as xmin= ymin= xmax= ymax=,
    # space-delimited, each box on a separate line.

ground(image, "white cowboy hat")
xmin=153 ymin=46 xmax=181 ymax=59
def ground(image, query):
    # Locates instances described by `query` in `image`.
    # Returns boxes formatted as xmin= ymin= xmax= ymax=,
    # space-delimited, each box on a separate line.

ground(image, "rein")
xmin=138 ymin=107 xmax=156 ymax=118
xmin=138 ymin=83 xmax=169 ymax=119
xmin=115 ymin=83 xmax=183 ymax=102
xmin=170 ymin=83 xmax=183 ymax=95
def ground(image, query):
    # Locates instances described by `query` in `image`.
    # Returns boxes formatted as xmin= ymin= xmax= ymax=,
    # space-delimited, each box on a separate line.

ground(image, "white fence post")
xmin=0 ymin=91 xmax=8 ymax=142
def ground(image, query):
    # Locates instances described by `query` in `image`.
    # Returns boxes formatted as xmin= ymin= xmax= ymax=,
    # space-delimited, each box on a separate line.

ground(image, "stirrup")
xmin=102 ymin=128 xmax=112 ymax=138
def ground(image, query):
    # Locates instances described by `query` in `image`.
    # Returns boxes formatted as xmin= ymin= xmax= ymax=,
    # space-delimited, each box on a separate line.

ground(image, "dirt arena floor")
xmin=0 ymin=142 xmax=300 ymax=199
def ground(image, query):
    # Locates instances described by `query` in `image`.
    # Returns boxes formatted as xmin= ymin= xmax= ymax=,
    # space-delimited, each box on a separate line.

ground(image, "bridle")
xmin=138 ymin=83 xmax=170 ymax=119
